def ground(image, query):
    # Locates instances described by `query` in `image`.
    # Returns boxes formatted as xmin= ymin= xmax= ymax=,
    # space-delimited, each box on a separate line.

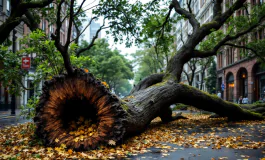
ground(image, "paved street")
xmin=127 ymin=122 xmax=265 ymax=160
xmin=128 ymin=147 xmax=265 ymax=160
xmin=0 ymin=109 xmax=31 ymax=128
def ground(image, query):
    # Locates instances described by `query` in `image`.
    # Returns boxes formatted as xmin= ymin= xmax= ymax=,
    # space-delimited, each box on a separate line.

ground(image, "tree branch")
xmin=72 ymin=19 xmax=81 ymax=44
xmin=224 ymin=43 xmax=265 ymax=64
xmin=187 ymin=0 xmax=193 ymax=14
xmin=155 ymin=7 xmax=173 ymax=48
xmin=213 ymin=0 xmax=222 ymax=18
xmin=129 ymin=73 xmax=164 ymax=95
xmin=193 ymin=14 xmax=265 ymax=58
xmin=16 ymin=79 xmax=34 ymax=90
xmin=74 ymin=0 xmax=86 ymax=17
xmin=24 ymin=11 xmax=39 ymax=31
xmin=65 ymin=0 xmax=75 ymax=48
xmin=76 ymin=19 xmax=106 ymax=56
xmin=171 ymin=0 xmax=199 ymax=31
xmin=20 ymin=0 xmax=53 ymax=8
xmin=203 ymin=0 xmax=247 ymax=32
xmin=51 ymin=0 xmax=74 ymax=75
xmin=71 ymin=17 xmax=97 ymax=45
xmin=0 ymin=0 xmax=53 ymax=44
xmin=51 ymin=0 xmax=65 ymax=52
xmin=182 ymin=69 xmax=192 ymax=85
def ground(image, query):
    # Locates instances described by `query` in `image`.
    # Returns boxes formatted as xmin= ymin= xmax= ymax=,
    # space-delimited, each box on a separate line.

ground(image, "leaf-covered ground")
xmin=1 ymin=113 xmax=265 ymax=159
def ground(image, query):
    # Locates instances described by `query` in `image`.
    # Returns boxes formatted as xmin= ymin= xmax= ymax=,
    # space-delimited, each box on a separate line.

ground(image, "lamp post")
xmin=10 ymin=29 xmax=17 ymax=115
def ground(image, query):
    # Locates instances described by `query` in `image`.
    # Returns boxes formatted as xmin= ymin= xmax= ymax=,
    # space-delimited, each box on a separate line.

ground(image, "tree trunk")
xmin=34 ymin=69 xmax=264 ymax=151
xmin=200 ymin=71 xmax=205 ymax=90
xmin=34 ymin=69 xmax=126 ymax=150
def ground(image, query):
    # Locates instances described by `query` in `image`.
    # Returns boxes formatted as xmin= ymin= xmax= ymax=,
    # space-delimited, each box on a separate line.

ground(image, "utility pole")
xmin=11 ymin=29 xmax=17 ymax=115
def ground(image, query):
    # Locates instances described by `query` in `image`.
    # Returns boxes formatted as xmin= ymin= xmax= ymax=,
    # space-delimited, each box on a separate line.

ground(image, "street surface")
xmin=0 ymin=109 xmax=31 ymax=128
xmin=1 ymin=110 xmax=265 ymax=159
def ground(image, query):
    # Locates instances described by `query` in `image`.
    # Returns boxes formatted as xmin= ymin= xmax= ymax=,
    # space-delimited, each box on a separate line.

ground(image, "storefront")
xmin=254 ymin=64 xmax=265 ymax=101
xmin=0 ymin=83 xmax=11 ymax=111
xmin=238 ymin=69 xmax=248 ymax=98
xmin=226 ymin=73 xmax=234 ymax=102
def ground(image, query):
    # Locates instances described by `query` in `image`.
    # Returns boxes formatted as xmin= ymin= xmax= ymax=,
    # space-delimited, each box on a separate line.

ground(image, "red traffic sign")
xmin=21 ymin=57 xmax=31 ymax=69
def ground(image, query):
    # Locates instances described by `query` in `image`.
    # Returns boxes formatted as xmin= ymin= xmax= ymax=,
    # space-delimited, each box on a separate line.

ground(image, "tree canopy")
xmin=78 ymin=39 xmax=134 ymax=96
xmin=206 ymin=60 xmax=217 ymax=94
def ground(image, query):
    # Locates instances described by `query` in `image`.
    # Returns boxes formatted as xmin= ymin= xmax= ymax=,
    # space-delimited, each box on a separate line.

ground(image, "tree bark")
xmin=34 ymin=69 xmax=264 ymax=151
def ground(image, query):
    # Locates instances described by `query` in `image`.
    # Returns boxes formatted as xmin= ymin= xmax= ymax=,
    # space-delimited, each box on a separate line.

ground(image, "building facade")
xmin=176 ymin=0 xmax=265 ymax=102
xmin=0 ymin=0 xmax=24 ymax=111
xmin=217 ymin=0 xmax=264 ymax=103
xmin=89 ymin=21 xmax=101 ymax=42
xmin=176 ymin=0 xmax=215 ymax=91
xmin=0 ymin=1 xmax=76 ymax=111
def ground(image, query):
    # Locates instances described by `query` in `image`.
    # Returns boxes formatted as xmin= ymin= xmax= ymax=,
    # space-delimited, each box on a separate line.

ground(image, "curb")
xmin=0 ymin=115 xmax=16 ymax=120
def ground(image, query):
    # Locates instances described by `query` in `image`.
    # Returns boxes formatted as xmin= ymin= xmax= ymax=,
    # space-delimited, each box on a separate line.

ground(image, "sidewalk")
xmin=0 ymin=109 xmax=31 ymax=128
xmin=0 ymin=109 xmax=20 ymax=119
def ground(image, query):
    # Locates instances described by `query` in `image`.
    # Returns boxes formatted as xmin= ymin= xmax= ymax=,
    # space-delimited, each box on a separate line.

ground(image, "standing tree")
xmin=78 ymin=39 xmax=134 ymax=96
xmin=133 ymin=48 xmax=165 ymax=84
xmin=199 ymin=56 xmax=214 ymax=90
xmin=182 ymin=58 xmax=198 ymax=86
xmin=206 ymin=60 xmax=217 ymax=94
xmin=1 ymin=0 xmax=265 ymax=151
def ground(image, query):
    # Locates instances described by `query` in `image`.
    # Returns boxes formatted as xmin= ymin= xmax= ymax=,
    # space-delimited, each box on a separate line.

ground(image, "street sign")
xmin=21 ymin=57 xmax=31 ymax=69
xmin=221 ymin=83 xmax=225 ymax=91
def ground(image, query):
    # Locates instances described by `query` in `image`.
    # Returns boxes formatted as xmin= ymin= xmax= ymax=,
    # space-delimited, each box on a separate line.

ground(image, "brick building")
xmin=0 ymin=0 xmax=24 ymax=110
xmin=0 ymin=1 xmax=76 ymax=111
xmin=217 ymin=0 xmax=265 ymax=103
xmin=175 ymin=0 xmax=265 ymax=103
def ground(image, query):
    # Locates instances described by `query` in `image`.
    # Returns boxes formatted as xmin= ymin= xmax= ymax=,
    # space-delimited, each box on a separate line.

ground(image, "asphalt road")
xmin=127 ymin=122 xmax=265 ymax=160
xmin=127 ymin=145 xmax=264 ymax=160
xmin=0 ymin=117 xmax=31 ymax=128
xmin=0 ymin=110 xmax=31 ymax=128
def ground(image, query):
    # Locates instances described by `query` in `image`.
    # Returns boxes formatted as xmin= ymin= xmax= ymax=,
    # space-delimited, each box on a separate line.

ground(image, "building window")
xmin=49 ymin=25 xmax=53 ymax=33
xmin=201 ymin=0 xmax=205 ymax=7
xmin=193 ymin=1 xmax=199 ymax=14
xmin=218 ymin=54 xmax=220 ymax=69
xmin=42 ymin=20 xmax=46 ymax=31
xmin=227 ymin=48 xmax=233 ymax=65
xmin=7 ymin=0 xmax=10 ymax=15
xmin=239 ymin=70 xmax=248 ymax=98
xmin=227 ymin=48 xmax=234 ymax=65
xmin=221 ymin=53 xmax=223 ymax=68
xmin=218 ymin=53 xmax=223 ymax=69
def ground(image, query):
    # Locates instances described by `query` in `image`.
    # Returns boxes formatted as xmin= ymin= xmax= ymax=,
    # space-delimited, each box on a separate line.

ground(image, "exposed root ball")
xmin=34 ymin=69 xmax=126 ymax=150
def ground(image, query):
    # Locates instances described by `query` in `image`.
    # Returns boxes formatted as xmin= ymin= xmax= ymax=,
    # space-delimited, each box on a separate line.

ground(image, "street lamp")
xmin=11 ymin=29 xmax=17 ymax=116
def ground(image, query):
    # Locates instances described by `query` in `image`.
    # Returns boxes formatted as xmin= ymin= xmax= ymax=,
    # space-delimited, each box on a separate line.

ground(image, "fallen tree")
xmin=34 ymin=68 xmax=264 ymax=150
xmin=32 ymin=0 xmax=265 ymax=151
